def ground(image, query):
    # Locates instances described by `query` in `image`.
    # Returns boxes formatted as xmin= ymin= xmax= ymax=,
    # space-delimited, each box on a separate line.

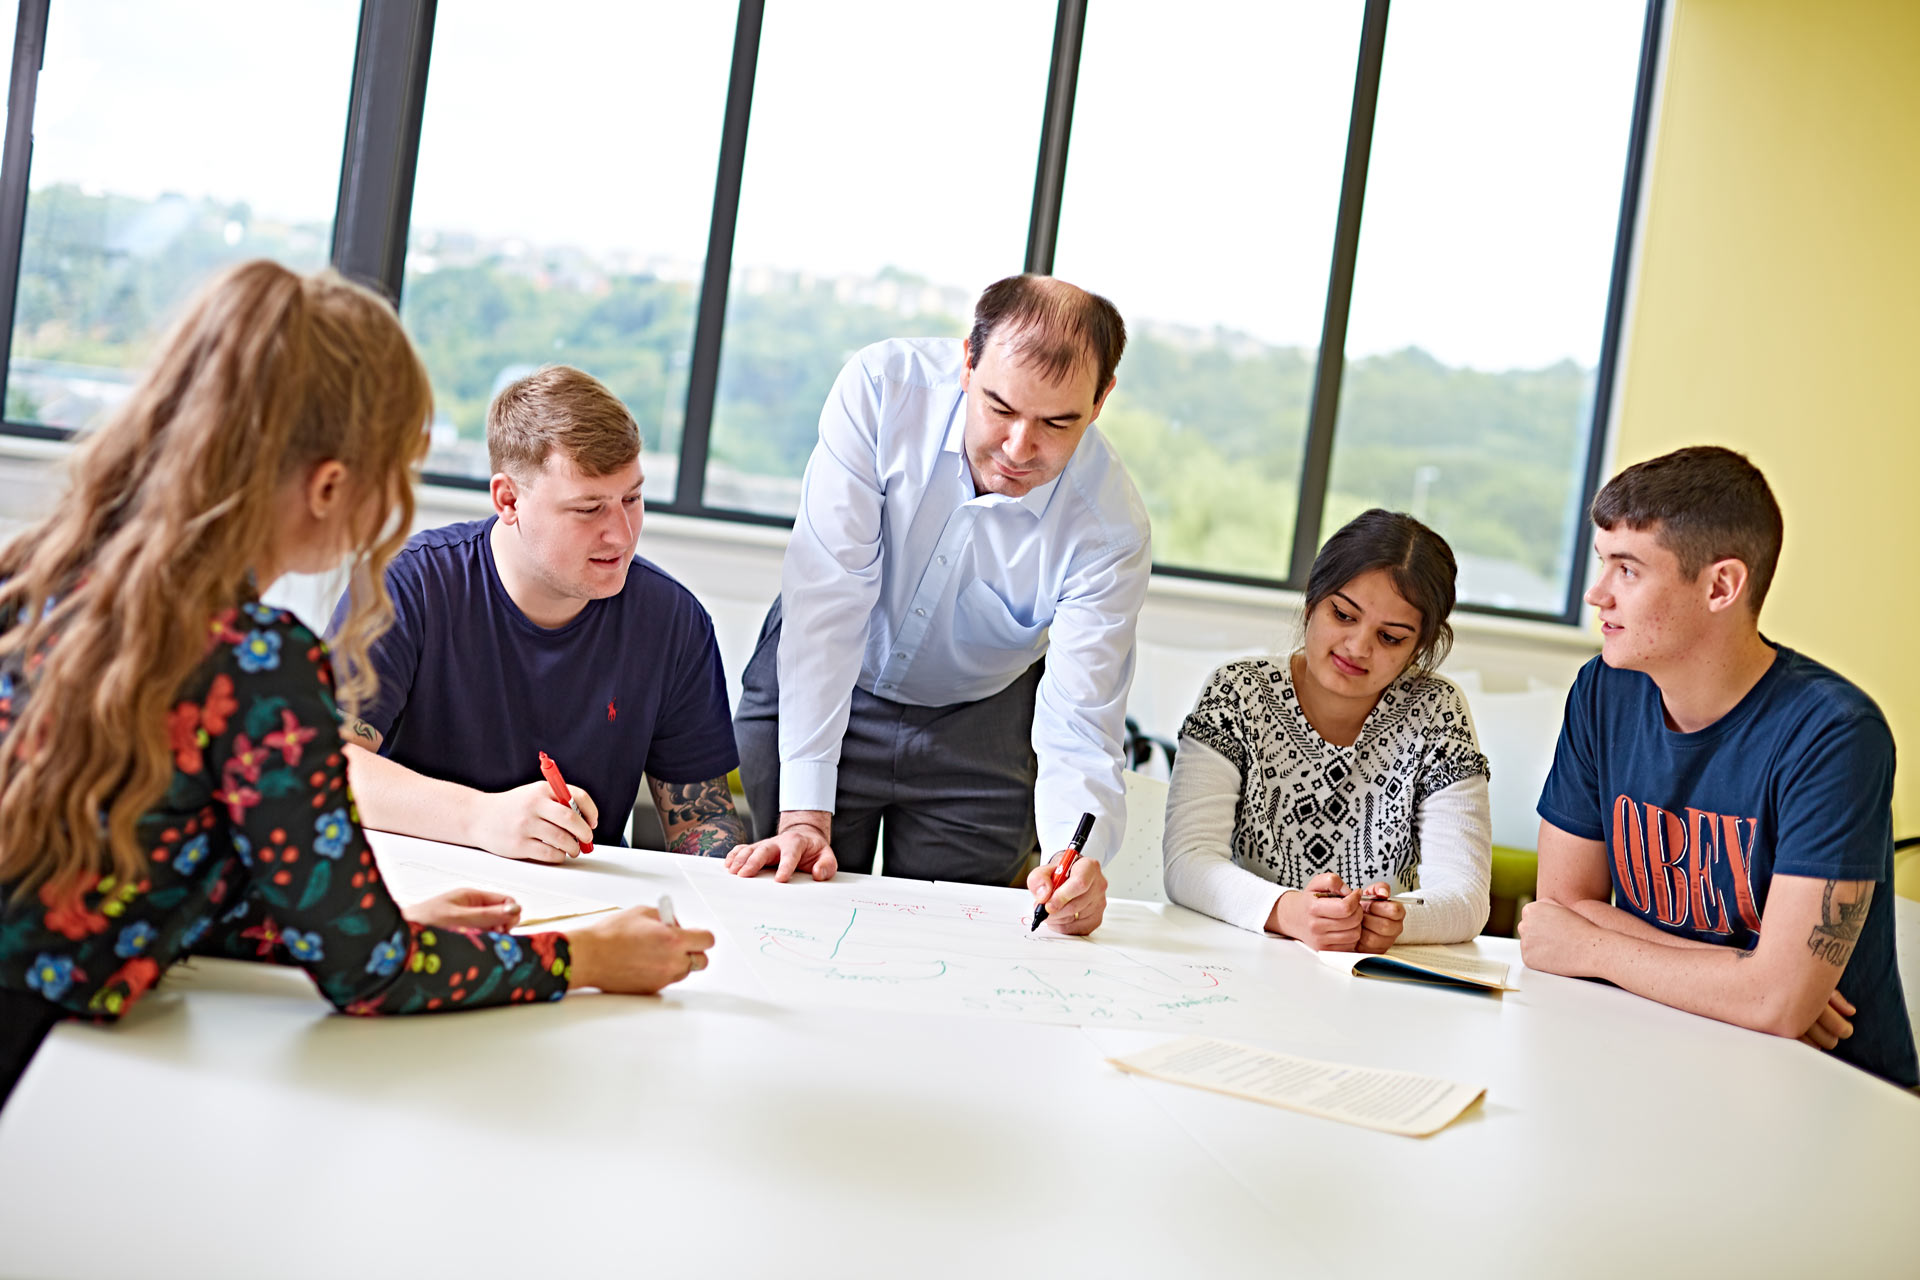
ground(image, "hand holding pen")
xmin=535 ymin=751 xmax=595 ymax=858
xmin=1027 ymin=812 xmax=1108 ymax=936
xmin=1275 ymin=872 xmax=1408 ymax=952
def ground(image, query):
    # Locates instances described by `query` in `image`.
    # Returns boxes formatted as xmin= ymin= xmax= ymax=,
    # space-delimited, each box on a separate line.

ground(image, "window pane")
xmin=1052 ymin=1 xmax=1366 ymax=581
xmin=400 ymin=2 xmax=736 ymax=491
xmin=6 ymin=0 xmax=356 ymax=429
xmin=704 ymin=0 xmax=1054 ymax=517
xmin=1324 ymin=0 xmax=1647 ymax=613
xmin=3 ymin=7 xmax=17 ymax=141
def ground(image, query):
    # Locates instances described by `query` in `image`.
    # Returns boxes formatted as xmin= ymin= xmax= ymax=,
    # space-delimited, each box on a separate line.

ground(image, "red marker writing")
xmin=1030 ymin=812 xmax=1096 ymax=931
xmin=538 ymin=751 xmax=593 ymax=853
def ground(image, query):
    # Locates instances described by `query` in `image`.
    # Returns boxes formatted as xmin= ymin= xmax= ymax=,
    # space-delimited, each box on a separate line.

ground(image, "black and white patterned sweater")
xmin=1163 ymin=656 xmax=1493 ymax=943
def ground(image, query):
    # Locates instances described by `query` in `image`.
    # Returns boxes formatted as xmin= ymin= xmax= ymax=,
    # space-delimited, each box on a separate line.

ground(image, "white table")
xmin=3 ymin=834 xmax=1916 ymax=1279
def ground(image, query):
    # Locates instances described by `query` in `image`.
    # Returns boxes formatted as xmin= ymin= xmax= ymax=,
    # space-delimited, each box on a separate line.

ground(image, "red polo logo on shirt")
xmin=1611 ymin=795 xmax=1763 ymax=934
xmin=607 ymin=699 xmax=617 ymax=722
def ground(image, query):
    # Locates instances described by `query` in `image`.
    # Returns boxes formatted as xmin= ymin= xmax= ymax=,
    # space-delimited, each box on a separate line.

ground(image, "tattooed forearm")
xmin=1805 ymin=880 xmax=1872 ymax=968
xmin=671 ymin=817 xmax=748 ymax=858
xmin=339 ymin=715 xmax=383 ymax=750
xmin=650 ymin=775 xmax=748 ymax=857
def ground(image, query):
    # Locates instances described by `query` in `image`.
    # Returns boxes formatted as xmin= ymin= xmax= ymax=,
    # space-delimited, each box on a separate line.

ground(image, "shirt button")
xmin=937 ymin=556 xmax=948 ymax=565
xmin=915 ymin=608 xmax=926 ymax=617
xmin=895 ymin=652 xmax=906 ymax=660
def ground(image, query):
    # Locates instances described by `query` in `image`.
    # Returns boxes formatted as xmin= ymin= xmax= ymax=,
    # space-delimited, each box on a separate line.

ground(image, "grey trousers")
xmin=733 ymin=598 xmax=1042 ymax=887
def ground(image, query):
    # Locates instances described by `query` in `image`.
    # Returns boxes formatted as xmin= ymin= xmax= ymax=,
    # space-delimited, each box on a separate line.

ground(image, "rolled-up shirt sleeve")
xmin=1031 ymin=533 xmax=1150 ymax=865
xmin=776 ymin=353 xmax=890 ymax=813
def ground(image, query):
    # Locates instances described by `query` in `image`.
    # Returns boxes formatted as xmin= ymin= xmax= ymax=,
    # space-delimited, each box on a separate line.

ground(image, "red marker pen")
xmin=538 ymin=751 xmax=593 ymax=853
xmin=1030 ymin=812 xmax=1096 ymax=931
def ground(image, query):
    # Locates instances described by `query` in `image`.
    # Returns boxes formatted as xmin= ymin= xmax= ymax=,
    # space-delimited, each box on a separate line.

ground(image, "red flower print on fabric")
xmin=100 ymin=955 xmax=161 ymax=1013
xmin=167 ymin=701 xmax=204 ymax=773
xmin=239 ymin=918 xmax=284 ymax=959
xmin=263 ymin=709 xmax=318 ymax=766
xmin=40 ymin=875 xmax=108 ymax=941
xmin=201 ymin=674 xmax=238 ymax=736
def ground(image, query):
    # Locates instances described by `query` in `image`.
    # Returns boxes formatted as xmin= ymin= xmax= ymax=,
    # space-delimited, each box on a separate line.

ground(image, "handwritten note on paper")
xmin=379 ymin=859 xmax=617 ymax=929
xmin=686 ymin=873 xmax=1264 ymax=1034
xmin=1109 ymin=1037 xmax=1486 ymax=1137
xmin=1313 ymin=943 xmax=1516 ymax=991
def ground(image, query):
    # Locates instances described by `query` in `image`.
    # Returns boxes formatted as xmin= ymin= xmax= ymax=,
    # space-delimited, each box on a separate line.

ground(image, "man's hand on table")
xmin=1517 ymin=899 xmax=1609 ymax=976
xmin=1027 ymin=851 xmax=1107 ymax=935
xmin=1801 ymin=990 xmax=1857 ymax=1051
xmin=724 ymin=811 xmax=839 ymax=882
xmin=468 ymin=780 xmax=599 ymax=864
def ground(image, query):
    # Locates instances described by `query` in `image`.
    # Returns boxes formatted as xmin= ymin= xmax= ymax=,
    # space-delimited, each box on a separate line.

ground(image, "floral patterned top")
xmin=0 ymin=602 xmax=572 ymax=1021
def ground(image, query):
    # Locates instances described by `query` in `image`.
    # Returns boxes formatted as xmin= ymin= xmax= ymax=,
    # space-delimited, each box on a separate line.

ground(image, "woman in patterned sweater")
xmin=0 ymin=262 xmax=712 ymax=1105
xmin=1163 ymin=510 xmax=1492 ymax=949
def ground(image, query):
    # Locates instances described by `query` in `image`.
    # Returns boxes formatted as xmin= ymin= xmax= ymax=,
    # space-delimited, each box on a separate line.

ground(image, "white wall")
xmin=2 ymin=440 xmax=1591 ymax=849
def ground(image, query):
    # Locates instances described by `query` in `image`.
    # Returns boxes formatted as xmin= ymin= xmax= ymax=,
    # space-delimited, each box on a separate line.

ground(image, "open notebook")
xmin=1310 ymin=942 xmax=1517 ymax=992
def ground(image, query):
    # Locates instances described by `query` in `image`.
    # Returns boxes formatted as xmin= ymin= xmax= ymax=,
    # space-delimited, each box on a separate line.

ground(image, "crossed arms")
xmin=1521 ymin=819 xmax=1868 ymax=1049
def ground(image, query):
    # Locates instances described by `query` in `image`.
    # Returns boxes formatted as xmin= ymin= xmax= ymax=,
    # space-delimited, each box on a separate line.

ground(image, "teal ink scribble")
xmin=1157 ymin=993 xmax=1233 ymax=1011
xmin=1012 ymin=965 xmax=1066 ymax=998
xmin=828 ymin=909 xmax=859 ymax=961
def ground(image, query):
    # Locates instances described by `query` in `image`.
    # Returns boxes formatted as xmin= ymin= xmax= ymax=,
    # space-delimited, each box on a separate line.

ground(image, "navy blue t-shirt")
xmin=1538 ymin=645 xmax=1915 ymax=1086
xmin=329 ymin=518 xmax=738 ymax=847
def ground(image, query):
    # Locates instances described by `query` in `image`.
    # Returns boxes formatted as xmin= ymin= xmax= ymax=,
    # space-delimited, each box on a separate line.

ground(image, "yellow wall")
xmin=1614 ymin=0 xmax=1920 ymax=833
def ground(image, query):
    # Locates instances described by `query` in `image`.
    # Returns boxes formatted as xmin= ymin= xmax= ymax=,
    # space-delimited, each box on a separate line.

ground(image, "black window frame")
xmin=0 ymin=0 xmax=1666 ymax=625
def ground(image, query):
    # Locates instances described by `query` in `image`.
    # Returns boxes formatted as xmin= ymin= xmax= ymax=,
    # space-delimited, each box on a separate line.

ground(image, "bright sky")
xmin=25 ymin=0 xmax=1647 ymax=372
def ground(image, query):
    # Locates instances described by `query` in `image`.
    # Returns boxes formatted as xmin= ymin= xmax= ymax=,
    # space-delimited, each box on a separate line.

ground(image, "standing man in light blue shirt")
xmin=725 ymin=276 xmax=1150 ymax=934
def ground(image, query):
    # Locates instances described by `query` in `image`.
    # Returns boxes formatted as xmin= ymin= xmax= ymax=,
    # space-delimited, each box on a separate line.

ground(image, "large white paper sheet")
xmin=379 ymin=857 xmax=617 ymax=928
xmin=686 ymin=872 xmax=1270 ymax=1033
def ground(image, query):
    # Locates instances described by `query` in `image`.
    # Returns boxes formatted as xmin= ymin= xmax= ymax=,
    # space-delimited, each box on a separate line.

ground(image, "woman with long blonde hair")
xmin=0 ymin=261 xmax=711 ymax=1104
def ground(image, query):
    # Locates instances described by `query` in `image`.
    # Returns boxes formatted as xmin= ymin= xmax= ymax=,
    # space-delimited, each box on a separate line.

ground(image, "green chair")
xmin=1486 ymin=844 xmax=1538 ymax=938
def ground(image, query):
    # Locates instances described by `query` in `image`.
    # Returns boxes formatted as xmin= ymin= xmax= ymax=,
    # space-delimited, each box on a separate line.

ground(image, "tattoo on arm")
xmin=650 ymin=775 xmax=748 ymax=858
xmin=339 ymin=716 xmax=383 ymax=750
xmin=1805 ymin=880 xmax=1873 ymax=968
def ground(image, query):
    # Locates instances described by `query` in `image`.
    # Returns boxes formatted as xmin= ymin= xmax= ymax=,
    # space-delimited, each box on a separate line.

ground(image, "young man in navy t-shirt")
xmin=1525 ymin=446 xmax=1914 ymax=1086
xmin=329 ymin=366 xmax=743 ymax=864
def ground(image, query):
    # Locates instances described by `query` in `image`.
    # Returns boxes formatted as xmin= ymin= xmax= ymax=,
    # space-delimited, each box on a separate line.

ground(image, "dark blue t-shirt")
xmin=329 ymin=518 xmax=738 ymax=847
xmin=1538 ymin=645 xmax=1915 ymax=1086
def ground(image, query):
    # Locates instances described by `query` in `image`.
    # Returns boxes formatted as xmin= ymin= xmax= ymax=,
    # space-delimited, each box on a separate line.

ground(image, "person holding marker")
xmin=727 ymin=276 xmax=1151 ymax=936
xmin=329 ymin=367 xmax=744 ymax=864
xmin=0 ymin=263 xmax=714 ymax=1109
xmin=1162 ymin=511 xmax=1493 ymax=950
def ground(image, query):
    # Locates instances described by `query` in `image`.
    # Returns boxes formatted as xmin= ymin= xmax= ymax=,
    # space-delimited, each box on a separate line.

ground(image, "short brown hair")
xmin=967 ymin=274 xmax=1127 ymax=395
xmin=487 ymin=365 xmax=640 ymax=480
xmin=1591 ymin=446 xmax=1783 ymax=612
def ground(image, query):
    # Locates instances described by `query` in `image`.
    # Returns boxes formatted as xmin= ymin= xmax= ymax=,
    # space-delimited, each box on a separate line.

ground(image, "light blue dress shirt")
xmin=777 ymin=337 xmax=1152 ymax=865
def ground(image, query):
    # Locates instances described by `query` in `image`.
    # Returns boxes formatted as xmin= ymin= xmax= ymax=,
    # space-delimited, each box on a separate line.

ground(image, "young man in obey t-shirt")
xmin=1525 ymin=446 xmax=1915 ymax=1086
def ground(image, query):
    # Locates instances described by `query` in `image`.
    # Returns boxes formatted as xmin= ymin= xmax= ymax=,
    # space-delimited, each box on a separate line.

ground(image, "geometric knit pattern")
xmin=1180 ymin=657 xmax=1490 ymax=893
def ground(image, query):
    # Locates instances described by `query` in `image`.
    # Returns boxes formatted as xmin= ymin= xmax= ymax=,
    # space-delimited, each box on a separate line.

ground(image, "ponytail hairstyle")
xmin=0 ymin=261 xmax=431 ymax=897
xmin=1302 ymin=509 xmax=1459 ymax=678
